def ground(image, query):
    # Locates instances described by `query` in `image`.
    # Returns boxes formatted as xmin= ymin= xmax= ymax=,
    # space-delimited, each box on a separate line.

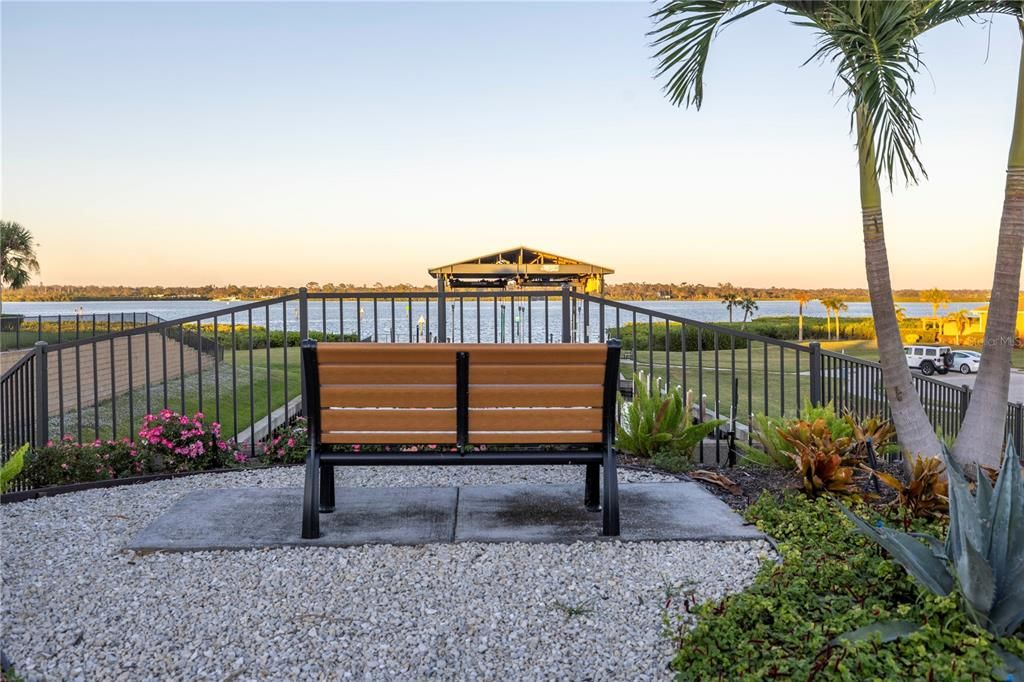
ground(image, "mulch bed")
xmin=624 ymin=454 xmax=907 ymax=512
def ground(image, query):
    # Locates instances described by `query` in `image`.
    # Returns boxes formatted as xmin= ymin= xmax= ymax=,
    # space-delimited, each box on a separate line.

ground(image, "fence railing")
xmin=1 ymin=287 xmax=1019 ymax=491
xmin=1 ymin=312 xmax=162 ymax=350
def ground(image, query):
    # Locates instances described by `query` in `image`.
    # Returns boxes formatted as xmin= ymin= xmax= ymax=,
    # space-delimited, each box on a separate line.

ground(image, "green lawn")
xmin=621 ymin=342 xmax=814 ymax=422
xmin=816 ymin=339 xmax=1024 ymax=369
xmin=49 ymin=346 xmax=302 ymax=447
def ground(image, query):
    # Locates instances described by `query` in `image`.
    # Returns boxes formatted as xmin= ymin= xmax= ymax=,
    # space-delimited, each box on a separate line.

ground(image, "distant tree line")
xmin=4 ymin=280 xmax=994 ymax=302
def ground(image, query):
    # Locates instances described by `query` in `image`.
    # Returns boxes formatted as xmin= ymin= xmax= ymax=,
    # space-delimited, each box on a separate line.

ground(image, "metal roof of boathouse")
xmin=428 ymin=246 xmax=613 ymax=290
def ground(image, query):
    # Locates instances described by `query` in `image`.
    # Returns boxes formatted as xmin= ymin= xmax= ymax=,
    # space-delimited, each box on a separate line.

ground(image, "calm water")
xmin=2 ymin=298 xmax=986 ymax=322
xmin=3 ymin=298 xmax=986 ymax=345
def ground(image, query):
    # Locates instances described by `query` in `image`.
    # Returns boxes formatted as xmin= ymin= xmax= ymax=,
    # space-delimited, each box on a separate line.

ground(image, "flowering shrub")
xmin=24 ymin=436 xmax=150 ymax=487
xmin=138 ymin=410 xmax=236 ymax=472
xmin=255 ymin=417 xmax=308 ymax=465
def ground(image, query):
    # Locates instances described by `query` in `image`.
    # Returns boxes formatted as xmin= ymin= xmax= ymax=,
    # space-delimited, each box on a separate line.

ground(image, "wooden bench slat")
xmin=320 ymin=385 xmax=455 ymax=408
xmin=316 ymin=343 xmax=607 ymax=365
xmin=321 ymin=408 xmax=455 ymax=431
xmin=319 ymin=364 xmax=605 ymax=385
xmin=321 ymin=432 xmax=457 ymax=444
xmin=468 ymin=431 xmax=603 ymax=444
xmin=469 ymin=408 xmax=602 ymax=431
xmin=319 ymin=384 xmax=604 ymax=409
xmin=470 ymin=385 xmax=603 ymax=408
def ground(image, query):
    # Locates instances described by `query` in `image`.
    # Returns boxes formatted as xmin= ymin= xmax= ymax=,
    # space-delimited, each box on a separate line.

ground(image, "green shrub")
xmin=1 ymin=443 xmax=28 ymax=492
xmin=24 ymin=437 xmax=151 ymax=487
xmin=668 ymin=494 xmax=1024 ymax=680
xmin=615 ymin=372 xmax=722 ymax=471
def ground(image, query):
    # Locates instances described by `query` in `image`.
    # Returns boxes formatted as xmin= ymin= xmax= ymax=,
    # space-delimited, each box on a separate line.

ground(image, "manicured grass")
xmin=621 ymin=343 xmax=813 ymax=422
xmin=816 ymin=339 xmax=1024 ymax=370
xmin=49 ymin=347 xmax=302 ymax=447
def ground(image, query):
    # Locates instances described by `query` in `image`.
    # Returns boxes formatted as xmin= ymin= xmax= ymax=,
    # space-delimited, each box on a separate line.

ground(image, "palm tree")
xmin=1 ymin=221 xmax=40 ymax=316
xmin=956 ymin=7 xmax=1024 ymax=467
xmin=821 ymin=297 xmax=836 ymax=340
xmin=946 ymin=309 xmax=970 ymax=345
xmin=832 ymin=298 xmax=849 ymax=340
xmin=720 ymin=291 xmax=740 ymax=323
xmin=795 ymin=293 xmax=813 ymax=342
xmin=740 ymin=296 xmax=759 ymax=325
xmin=919 ymin=287 xmax=951 ymax=320
xmin=1 ymin=221 xmax=39 ymax=291
xmin=649 ymin=0 xmax=1006 ymax=460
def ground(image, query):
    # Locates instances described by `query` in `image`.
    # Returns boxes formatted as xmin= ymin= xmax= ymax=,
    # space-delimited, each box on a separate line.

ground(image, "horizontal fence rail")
xmin=1 ymin=286 xmax=1018 ymax=491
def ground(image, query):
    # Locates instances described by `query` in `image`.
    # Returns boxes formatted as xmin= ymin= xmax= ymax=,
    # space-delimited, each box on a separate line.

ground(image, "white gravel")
xmin=1 ymin=466 xmax=773 ymax=681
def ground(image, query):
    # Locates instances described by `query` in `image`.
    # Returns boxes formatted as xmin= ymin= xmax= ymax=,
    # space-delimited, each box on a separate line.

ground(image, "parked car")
xmin=904 ymin=345 xmax=952 ymax=376
xmin=950 ymin=350 xmax=981 ymax=375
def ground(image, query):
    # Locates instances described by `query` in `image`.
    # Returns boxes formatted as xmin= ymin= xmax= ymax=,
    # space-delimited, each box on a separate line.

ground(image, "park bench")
xmin=299 ymin=339 xmax=622 ymax=539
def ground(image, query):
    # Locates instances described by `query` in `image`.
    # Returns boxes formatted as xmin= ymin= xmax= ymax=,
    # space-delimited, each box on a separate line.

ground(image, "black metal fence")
xmin=1 ymin=287 xmax=1019 ymax=491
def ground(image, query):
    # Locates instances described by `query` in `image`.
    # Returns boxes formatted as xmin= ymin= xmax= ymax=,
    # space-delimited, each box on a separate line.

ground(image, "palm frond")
xmin=650 ymin=0 xmax=771 ymax=108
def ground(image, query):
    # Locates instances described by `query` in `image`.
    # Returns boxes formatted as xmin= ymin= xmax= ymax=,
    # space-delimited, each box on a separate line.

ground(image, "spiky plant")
xmin=615 ymin=372 xmax=723 ymax=468
xmin=839 ymin=441 xmax=1024 ymax=675
xmin=868 ymin=454 xmax=948 ymax=521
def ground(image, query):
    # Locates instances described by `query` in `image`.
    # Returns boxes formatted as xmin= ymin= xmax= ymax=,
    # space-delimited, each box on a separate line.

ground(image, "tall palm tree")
xmin=740 ymin=296 xmax=759 ymax=324
xmin=832 ymin=298 xmax=848 ymax=339
xmin=956 ymin=7 xmax=1024 ymax=466
xmin=0 ymin=221 xmax=39 ymax=291
xmin=720 ymin=291 xmax=740 ymax=323
xmin=946 ymin=309 xmax=970 ymax=345
xmin=919 ymin=287 xmax=951 ymax=320
xmin=821 ymin=297 xmax=836 ymax=340
xmin=796 ymin=293 xmax=813 ymax=342
xmin=649 ymin=0 xmax=1009 ymax=460
xmin=0 ymin=221 xmax=40 ymax=316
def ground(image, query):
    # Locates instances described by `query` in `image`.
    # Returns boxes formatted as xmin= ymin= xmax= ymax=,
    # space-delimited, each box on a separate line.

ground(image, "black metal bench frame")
xmin=299 ymin=339 xmax=622 ymax=539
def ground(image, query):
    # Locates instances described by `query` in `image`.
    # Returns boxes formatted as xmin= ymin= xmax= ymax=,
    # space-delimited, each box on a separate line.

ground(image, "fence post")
xmin=298 ymin=288 xmax=308 ymax=417
xmin=808 ymin=342 xmax=822 ymax=407
xmin=34 ymin=341 xmax=48 ymax=447
xmin=437 ymin=278 xmax=447 ymax=343
xmin=959 ymin=384 xmax=971 ymax=424
xmin=298 ymin=287 xmax=309 ymax=340
xmin=1011 ymin=401 xmax=1019 ymax=454
xmin=560 ymin=285 xmax=571 ymax=343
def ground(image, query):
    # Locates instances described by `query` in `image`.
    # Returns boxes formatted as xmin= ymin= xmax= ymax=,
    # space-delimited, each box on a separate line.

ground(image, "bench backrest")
xmin=301 ymin=341 xmax=621 ymax=447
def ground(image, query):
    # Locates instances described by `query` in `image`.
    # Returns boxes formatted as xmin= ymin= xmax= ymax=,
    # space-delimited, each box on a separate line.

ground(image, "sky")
xmin=1 ymin=1 xmax=1020 ymax=289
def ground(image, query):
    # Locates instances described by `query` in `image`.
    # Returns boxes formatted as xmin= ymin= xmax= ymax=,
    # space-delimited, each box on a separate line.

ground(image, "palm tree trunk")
xmin=857 ymin=108 xmax=941 ymax=461
xmin=826 ymin=309 xmax=832 ymax=340
xmin=798 ymin=302 xmax=805 ymax=342
xmin=955 ymin=33 xmax=1024 ymax=469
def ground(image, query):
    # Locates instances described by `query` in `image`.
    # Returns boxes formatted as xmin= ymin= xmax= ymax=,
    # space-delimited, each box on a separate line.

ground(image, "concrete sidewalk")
xmin=128 ymin=481 xmax=763 ymax=552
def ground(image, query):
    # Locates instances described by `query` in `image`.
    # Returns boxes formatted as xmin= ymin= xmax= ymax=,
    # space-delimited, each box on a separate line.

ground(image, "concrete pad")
xmin=455 ymin=482 xmax=763 ymax=543
xmin=128 ymin=482 xmax=762 ymax=553
xmin=128 ymin=486 xmax=457 ymax=552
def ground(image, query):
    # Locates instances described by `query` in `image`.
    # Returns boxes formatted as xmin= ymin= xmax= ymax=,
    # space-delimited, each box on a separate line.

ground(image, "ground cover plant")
xmin=667 ymin=493 xmax=1024 ymax=680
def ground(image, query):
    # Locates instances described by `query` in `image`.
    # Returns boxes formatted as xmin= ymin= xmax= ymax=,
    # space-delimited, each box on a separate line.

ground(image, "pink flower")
xmin=233 ymin=452 xmax=248 ymax=464
xmin=287 ymin=438 xmax=295 ymax=447
xmin=352 ymin=444 xmax=361 ymax=452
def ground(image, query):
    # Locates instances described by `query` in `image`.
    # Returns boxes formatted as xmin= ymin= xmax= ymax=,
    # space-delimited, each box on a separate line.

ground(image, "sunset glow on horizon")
xmin=2 ymin=2 xmax=1020 ymax=290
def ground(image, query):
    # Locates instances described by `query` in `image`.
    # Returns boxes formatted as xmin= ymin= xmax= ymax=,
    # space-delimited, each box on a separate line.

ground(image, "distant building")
xmin=428 ymin=246 xmax=613 ymax=294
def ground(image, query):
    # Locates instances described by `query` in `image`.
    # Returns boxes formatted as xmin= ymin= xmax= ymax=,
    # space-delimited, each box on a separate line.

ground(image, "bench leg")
xmin=584 ymin=463 xmax=600 ymax=511
xmin=602 ymin=448 xmax=620 ymax=537
xmin=320 ymin=463 xmax=335 ymax=513
xmin=302 ymin=447 xmax=321 ymax=539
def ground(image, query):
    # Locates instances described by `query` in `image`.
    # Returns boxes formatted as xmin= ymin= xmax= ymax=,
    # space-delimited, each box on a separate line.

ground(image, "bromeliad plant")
xmin=779 ymin=418 xmax=859 ymax=499
xmin=615 ymin=372 xmax=723 ymax=471
xmin=869 ymin=454 xmax=949 ymax=523
xmin=840 ymin=442 xmax=1024 ymax=671
xmin=845 ymin=412 xmax=897 ymax=461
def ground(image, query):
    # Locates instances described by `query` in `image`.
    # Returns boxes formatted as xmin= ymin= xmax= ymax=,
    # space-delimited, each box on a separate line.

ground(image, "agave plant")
xmin=867 ymin=454 xmax=948 ymax=521
xmin=615 ymin=372 xmax=723 ymax=468
xmin=839 ymin=441 xmax=1024 ymax=665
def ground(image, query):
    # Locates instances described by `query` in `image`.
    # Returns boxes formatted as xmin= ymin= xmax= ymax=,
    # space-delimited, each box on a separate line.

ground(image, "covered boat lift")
xmin=428 ymin=246 xmax=613 ymax=295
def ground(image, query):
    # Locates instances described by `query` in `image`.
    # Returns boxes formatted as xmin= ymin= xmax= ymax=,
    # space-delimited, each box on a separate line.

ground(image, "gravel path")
xmin=2 ymin=466 xmax=773 ymax=681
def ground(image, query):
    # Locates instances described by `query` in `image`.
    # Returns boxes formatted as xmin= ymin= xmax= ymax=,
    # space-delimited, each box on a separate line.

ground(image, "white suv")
xmin=904 ymin=345 xmax=952 ymax=376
